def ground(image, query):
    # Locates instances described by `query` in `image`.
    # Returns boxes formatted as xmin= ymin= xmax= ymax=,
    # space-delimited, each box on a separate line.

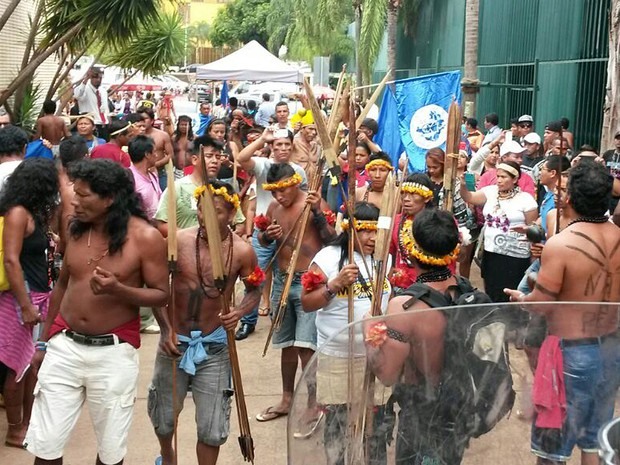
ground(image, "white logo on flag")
xmin=409 ymin=104 xmax=448 ymax=149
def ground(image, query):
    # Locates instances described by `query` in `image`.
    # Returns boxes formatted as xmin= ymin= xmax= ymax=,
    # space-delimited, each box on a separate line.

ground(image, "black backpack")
xmin=399 ymin=276 xmax=515 ymax=439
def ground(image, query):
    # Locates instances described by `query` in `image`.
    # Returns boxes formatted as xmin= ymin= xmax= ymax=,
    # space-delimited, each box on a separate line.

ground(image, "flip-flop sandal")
xmin=293 ymin=411 xmax=325 ymax=439
xmin=256 ymin=406 xmax=288 ymax=422
xmin=258 ymin=306 xmax=270 ymax=317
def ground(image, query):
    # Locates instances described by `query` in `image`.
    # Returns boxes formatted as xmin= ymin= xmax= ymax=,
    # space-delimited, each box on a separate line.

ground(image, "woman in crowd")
xmin=0 ymin=158 xmax=58 ymax=448
xmin=301 ymin=202 xmax=392 ymax=465
xmin=389 ymin=173 xmax=435 ymax=291
xmin=459 ymin=160 xmax=538 ymax=303
xmin=75 ymin=114 xmax=105 ymax=154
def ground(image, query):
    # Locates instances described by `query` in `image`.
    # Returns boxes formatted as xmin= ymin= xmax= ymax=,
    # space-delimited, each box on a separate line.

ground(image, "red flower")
xmin=245 ymin=266 xmax=266 ymax=287
xmin=323 ymin=210 xmax=336 ymax=226
xmin=389 ymin=269 xmax=412 ymax=289
xmin=301 ymin=270 xmax=326 ymax=291
xmin=253 ymin=214 xmax=271 ymax=231
xmin=365 ymin=321 xmax=388 ymax=348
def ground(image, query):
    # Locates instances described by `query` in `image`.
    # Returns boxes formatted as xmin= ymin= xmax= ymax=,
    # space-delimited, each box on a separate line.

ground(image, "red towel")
xmin=49 ymin=313 xmax=141 ymax=349
xmin=532 ymin=335 xmax=566 ymax=428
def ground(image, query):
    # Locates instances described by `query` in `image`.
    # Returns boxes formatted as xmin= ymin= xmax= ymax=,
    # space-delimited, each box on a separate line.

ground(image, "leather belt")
xmin=64 ymin=330 xmax=124 ymax=346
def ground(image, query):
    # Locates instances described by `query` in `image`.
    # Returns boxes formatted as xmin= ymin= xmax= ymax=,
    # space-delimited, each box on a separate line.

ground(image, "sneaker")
xmin=141 ymin=324 xmax=160 ymax=334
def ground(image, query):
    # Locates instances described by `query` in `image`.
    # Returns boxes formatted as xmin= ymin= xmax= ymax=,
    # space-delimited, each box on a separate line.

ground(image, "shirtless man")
xmin=256 ymin=163 xmax=335 ymax=425
xmin=56 ymin=136 xmax=89 ymax=254
xmin=172 ymin=115 xmax=194 ymax=174
xmin=355 ymin=152 xmax=393 ymax=209
xmin=149 ymin=180 xmax=261 ymax=465
xmin=364 ymin=209 xmax=468 ymax=464
xmin=505 ymin=161 xmax=620 ymax=465
xmin=139 ymin=107 xmax=174 ymax=191
xmin=25 ymin=159 xmax=169 ymax=465
xmin=34 ymin=100 xmax=70 ymax=155
xmin=157 ymin=91 xmax=176 ymax=136
xmin=292 ymin=116 xmax=319 ymax=173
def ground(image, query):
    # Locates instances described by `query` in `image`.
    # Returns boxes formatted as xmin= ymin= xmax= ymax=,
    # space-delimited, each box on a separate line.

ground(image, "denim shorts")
xmin=531 ymin=334 xmax=620 ymax=461
xmin=270 ymin=268 xmax=317 ymax=350
xmin=147 ymin=342 xmax=232 ymax=447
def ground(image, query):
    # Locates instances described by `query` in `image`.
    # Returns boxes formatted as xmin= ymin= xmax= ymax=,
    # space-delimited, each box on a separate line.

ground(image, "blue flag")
xmin=376 ymin=71 xmax=461 ymax=173
xmin=376 ymin=89 xmax=404 ymax=170
xmin=220 ymin=80 xmax=229 ymax=107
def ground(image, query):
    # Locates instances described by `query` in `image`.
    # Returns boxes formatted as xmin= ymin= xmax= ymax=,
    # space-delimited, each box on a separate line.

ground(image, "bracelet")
xmin=35 ymin=341 xmax=48 ymax=352
xmin=311 ymin=210 xmax=328 ymax=229
xmin=323 ymin=283 xmax=337 ymax=300
xmin=261 ymin=230 xmax=275 ymax=244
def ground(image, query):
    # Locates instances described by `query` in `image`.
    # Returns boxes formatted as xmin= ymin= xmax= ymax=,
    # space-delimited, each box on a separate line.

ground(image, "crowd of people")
xmin=0 ymin=65 xmax=618 ymax=465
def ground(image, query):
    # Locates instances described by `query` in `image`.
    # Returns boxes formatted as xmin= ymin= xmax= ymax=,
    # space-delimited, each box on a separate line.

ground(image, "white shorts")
xmin=25 ymin=331 xmax=139 ymax=464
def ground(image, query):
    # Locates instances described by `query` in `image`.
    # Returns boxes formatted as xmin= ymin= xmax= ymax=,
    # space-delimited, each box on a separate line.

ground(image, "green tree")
xmin=266 ymin=0 xmax=353 ymax=63
xmin=0 ymin=0 xmax=170 ymax=114
xmin=209 ymin=0 xmax=270 ymax=48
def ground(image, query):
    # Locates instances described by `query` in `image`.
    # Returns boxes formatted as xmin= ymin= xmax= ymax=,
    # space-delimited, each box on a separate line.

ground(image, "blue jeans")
xmin=531 ymin=334 xmax=620 ymax=461
xmin=517 ymin=259 xmax=540 ymax=294
xmin=239 ymin=229 xmax=276 ymax=326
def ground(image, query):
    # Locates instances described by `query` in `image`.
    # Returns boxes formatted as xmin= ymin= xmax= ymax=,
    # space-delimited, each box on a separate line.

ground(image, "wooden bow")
xmin=198 ymin=152 xmax=255 ymax=462
xmin=442 ymin=101 xmax=462 ymax=212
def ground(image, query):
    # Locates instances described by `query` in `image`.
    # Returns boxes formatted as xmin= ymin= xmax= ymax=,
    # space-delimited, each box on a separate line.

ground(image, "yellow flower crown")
xmin=341 ymin=219 xmax=378 ymax=232
xmin=365 ymin=159 xmax=394 ymax=172
xmin=262 ymin=173 xmax=303 ymax=191
xmin=399 ymin=218 xmax=459 ymax=266
xmin=400 ymin=182 xmax=434 ymax=200
xmin=194 ymin=184 xmax=241 ymax=210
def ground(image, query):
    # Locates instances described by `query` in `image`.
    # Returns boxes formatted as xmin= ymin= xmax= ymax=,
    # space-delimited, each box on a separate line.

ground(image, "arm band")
xmin=387 ymin=328 xmax=408 ymax=343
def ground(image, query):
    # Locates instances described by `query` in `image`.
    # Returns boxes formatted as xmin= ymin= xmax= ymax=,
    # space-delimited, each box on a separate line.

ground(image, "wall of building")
xmin=0 ymin=0 xmax=59 ymax=111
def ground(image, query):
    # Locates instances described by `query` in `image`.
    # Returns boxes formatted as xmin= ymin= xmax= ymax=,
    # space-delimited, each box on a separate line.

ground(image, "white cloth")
xmin=311 ymin=246 xmax=391 ymax=357
xmin=481 ymin=185 xmax=538 ymax=258
xmin=251 ymin=157 xmax=308 ymax=215
xmin=25 ymin=332 xmax=139 ymax=463
xmin=73 ymin=82 xmax=109 ymax=124
xmin=0 ymin=160 xmax=22 ymax=192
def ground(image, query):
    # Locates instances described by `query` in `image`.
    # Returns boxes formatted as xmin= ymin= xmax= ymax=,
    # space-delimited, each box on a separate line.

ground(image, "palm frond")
xmin=106 ymin=12 xmax=184 ymax=76
xmin=400 ymin=0 xmax=425 ymax=37
xmin=359 ymin=0 xmax=388 ymax=83
xmin=14 ymin=80 xmax=42 ymax=134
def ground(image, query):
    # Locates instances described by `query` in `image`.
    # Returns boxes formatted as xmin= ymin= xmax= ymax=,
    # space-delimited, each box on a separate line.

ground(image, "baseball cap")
xmin=523 ymin=132 xmax=541 ymax=145
xmin=545 ymin=120 xmax=562 ymax=132
xmin=518 ymin=115 xmax=533 ymax=124
xmin=500 ymin=140 xmax=526 ymax=157
xmin=360 ymin=118 xmax=379 ymax=134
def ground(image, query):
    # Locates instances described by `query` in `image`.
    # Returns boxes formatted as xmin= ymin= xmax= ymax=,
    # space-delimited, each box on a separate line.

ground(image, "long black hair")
xmin=68 ymin=159 xmax=148 ymax=254
xmin=331 ymin=201 xmax=380 ymax=270
xmin=0 ymin=157 xmax=59 ymax=228
xmin=174 ymin=115 xmax=194 ymax=142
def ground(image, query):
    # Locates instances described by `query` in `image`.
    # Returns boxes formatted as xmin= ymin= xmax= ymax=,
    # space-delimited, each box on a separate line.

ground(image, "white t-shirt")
xmin=481 ymin=185 xmax=538 ymax=259
xmin=0 ymin=160 xmax=22 ymax=192
xmin=252 ymin=157 xmax=308 ymax=215
xmin=312 ymin=245 xmax=392 ymax=357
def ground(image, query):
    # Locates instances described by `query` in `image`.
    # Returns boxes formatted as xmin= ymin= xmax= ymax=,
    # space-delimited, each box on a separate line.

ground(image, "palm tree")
xmin=462 ymin=0 xmax=480 ymax=118
xmin=188 ymin=21 xmax=211 ymax=63
xmin=0 ymin=0 xmax=161 ymax=109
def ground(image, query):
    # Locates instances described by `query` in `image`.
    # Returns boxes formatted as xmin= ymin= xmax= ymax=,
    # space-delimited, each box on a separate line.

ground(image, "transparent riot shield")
xmin=287 ymin=302 xmax=620 ymax=465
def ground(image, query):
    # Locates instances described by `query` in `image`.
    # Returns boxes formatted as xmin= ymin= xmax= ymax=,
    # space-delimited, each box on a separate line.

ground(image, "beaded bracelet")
xmin=35 ymin=341 xmax=48 ymax=352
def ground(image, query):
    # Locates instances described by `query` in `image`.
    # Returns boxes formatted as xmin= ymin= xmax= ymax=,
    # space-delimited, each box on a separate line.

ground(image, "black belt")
xmin=562 ymin=332 xmax=618 ymax=347
xmin=64 ymin=330 xmax=126 ymax=346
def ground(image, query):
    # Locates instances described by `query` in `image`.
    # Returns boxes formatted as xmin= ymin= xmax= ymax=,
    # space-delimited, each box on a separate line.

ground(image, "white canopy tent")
xmin=196 ymin=41 xmax=303 ymax=83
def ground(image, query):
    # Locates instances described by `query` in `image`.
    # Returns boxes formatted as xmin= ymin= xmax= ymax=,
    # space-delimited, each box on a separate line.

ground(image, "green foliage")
xmin=209 ymin=0 xmax=270 ymax=48
xmin=267 ymin=0 xmax=354 ymax=62
xmin=13 ymin=80 xmax=42 ymax=133
xmin=106 ymin=13 xmax=185 ymax=75
xmin=359 ymin=0 xmax=388 ymax=85
xmin=41 ymin=0 xmax=161 ymax=53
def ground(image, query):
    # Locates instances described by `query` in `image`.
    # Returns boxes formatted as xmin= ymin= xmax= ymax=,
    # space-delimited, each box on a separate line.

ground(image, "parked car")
xmin=188 ymin=81 xmax=212 ymax=102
